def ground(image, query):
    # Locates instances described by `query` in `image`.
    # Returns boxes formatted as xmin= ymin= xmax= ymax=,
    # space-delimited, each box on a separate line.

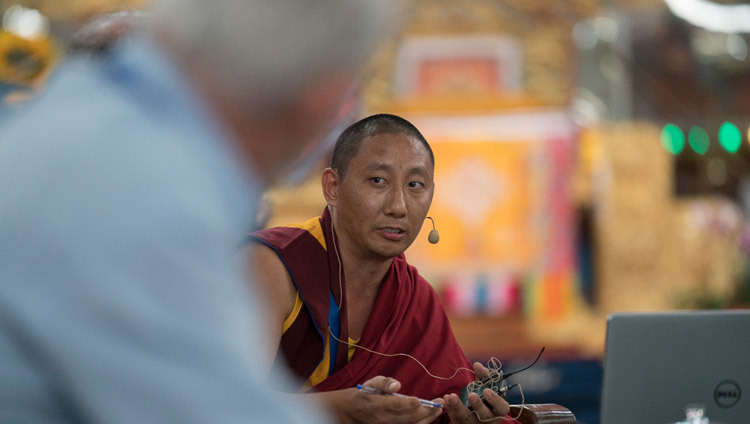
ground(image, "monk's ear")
xmin=321 ymin=167 xmax=340 ymax=208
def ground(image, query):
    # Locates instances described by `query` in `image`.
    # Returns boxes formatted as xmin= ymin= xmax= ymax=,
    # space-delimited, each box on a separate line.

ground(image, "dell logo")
xmin=714 ymin=380 xmax=741 ymax=408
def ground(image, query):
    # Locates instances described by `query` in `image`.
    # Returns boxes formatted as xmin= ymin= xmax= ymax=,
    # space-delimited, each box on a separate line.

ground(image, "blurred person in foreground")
xmin=0 ymin=1 xmax=389 ymax=423
xmin=248 ymin=114 xmax=514 ymax=424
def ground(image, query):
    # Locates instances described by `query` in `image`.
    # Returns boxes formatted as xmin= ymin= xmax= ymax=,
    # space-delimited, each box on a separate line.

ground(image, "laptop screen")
xmin=600 ymin=310 xmax=749 ymax=424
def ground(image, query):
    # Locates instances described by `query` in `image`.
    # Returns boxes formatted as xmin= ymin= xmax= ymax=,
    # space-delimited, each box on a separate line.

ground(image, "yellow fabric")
xmin=282 ymin=292 xmax=303 ymax=334
xmin=305 ymin=334 xmax=332 ymax=388
xmin=347 ymin=337 xmax=359 ymax=362
xmin=280 ymin=289 xmax=332 ymax=389
xmin=276 ymin=215 xmax=345 ymax=388
xmin=285 ymin=216 xmax=327 ymax=251
xmin=282 ymin=287 xmax=359 ymax=388
xmin=303 ymin=334 xmax=359 ymax=388
xmin=278 ymin=216 xmax=329 ymax=389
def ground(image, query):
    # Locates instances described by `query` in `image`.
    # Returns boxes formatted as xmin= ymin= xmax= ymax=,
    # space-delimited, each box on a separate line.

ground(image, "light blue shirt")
xmin=0 ymin=37 xmax=326 ymax=423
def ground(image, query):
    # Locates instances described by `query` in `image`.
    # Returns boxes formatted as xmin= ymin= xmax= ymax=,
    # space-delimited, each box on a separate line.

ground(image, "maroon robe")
xmin=252 ymin=208 xmax=516 ymax=423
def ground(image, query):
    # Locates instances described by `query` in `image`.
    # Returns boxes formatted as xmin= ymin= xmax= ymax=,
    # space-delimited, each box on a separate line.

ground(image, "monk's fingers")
xmin=472 ymin=362 xmax=490 ymax=379
xmin=442 ymin=393 xmax=474 ymax=424
xmin=467 ymin=392 xmax=496 ymax=422
xmin=350 ymin=390 xmax=419 ymax=424
xmin=393 ymin=406 xmax=441 ymax=424
xmin=481 ymin=388 xmax=510 ymax=417
xmin=412 ymin=404 xmax=444 ymax=424
xmin=361 ymin=375 xmax=401 ymax=394
xmin=380 ymin=394 xmax=420 ymax=414
xmin=377 ymin=396 xmax=441 ymax=424
xmin=412 ymin=397 xmax=445 ymax=424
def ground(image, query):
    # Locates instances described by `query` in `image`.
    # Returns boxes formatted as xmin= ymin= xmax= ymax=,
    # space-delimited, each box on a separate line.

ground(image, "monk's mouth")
xmin=379 ymin=227 xmax=406 ymax=241
xmin=382 ymin=227 xmax=404 ymax=234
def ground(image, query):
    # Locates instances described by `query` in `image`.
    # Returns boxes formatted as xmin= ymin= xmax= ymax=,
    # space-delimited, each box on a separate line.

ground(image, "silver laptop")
xmin=600 ymin=310 xmax=750 ymax=424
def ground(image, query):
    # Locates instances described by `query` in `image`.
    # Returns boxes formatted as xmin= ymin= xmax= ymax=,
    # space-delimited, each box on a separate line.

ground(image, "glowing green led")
xmin=718 ymin=122 xmax=742 ymax=153
xmin=688 ymin=126 xmax=710 ymax=155
xmin=661 ymin=124 xmax=685 ymax=154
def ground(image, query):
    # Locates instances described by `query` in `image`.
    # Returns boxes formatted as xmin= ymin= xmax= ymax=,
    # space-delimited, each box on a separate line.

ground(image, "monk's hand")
xmin=442 ymin=362 xmax=510 ymax=424
xmin=344 ymin=376 xmax=443 ymax=424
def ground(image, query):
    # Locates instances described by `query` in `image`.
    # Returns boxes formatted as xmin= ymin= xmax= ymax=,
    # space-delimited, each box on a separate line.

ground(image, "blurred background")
xmin=3 ymin=1 xmax=750 ymax=422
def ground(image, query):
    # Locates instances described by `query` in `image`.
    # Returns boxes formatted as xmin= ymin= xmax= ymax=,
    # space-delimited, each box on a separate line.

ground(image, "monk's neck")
xmin=331 ymin=224 xmax=392 ymax=294
xmin=335 ymin=241 xmax=392 ymax=340
xmin=338 ymin=247 xmax=392 ymax=294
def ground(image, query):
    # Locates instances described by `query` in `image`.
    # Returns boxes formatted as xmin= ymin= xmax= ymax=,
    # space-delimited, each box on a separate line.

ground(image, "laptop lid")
xmin=600 ymin=310 xmax=750 ymax=424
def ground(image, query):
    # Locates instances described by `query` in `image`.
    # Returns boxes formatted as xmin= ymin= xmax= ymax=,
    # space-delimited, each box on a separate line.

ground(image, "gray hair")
xmin=148 ymin=0 xmax=390 ymax=111
xmin=68 ymin=11 xmax=146 ymax=56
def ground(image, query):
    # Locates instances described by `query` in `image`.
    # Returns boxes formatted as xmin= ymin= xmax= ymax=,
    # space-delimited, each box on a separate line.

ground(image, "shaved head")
xmin=330 ymin=114 xmax=434 ymax=179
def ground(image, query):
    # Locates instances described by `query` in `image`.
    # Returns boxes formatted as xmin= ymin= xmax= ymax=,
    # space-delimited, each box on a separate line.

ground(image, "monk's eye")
xmin=408 ymin=181 xmax=424 ymax=188
xmin=370 ymin=177 xmax=385 ymax=184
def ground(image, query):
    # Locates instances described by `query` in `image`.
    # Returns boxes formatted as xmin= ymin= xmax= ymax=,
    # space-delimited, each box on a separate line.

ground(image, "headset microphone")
xmin=426 ymin=216 xmax=440 ymax=244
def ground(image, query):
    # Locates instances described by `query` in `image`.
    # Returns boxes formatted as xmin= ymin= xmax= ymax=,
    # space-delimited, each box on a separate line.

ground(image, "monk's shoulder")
xmin=250 ymin=225 xmax=311 ymax=251
xmin=246 ymin=236 xmax=297 ymax=320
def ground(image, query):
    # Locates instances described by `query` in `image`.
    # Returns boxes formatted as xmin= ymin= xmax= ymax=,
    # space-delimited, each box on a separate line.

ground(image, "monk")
xmin=249 ymin=114 xmax=515 ymax=424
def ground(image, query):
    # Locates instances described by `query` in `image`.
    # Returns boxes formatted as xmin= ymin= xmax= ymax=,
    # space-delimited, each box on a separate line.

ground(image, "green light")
xmin=661 ymin=124 xmax=685 ymax=154
xmin=718 ymin=122 xmax=742 ymax=153
xmin=688 ymin=126 xmax=710 ymax=154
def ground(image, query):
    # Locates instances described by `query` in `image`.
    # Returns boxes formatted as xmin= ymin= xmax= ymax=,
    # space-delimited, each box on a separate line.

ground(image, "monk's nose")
xmin=384 ymin=187 xmax=407 ymax=217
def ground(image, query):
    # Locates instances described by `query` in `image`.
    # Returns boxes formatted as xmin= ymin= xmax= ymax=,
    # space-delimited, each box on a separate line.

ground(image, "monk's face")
xmin=331 ymin=132 xmax=434 ymax=260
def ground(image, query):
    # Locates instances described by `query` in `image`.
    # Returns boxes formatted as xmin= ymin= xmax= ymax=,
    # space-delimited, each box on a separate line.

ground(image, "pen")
xmin=356 ymin=384 xmax=443 ymax=408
